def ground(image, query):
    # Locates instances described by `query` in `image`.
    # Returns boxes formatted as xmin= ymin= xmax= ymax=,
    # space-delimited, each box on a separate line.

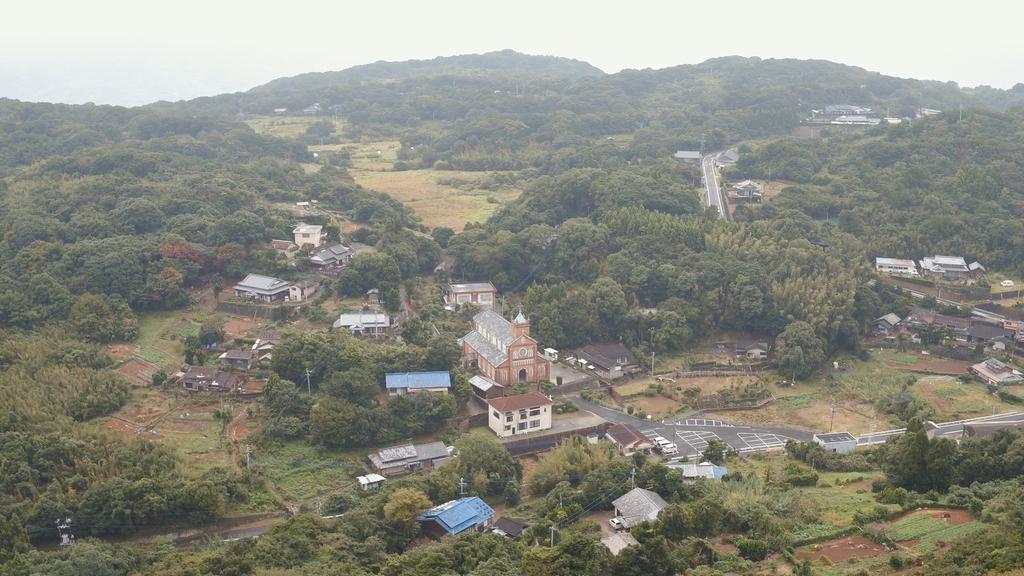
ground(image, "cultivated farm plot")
xmin=350 ymin=168 xmax=520 ymax=230
xmin=882 ymin=508 xmax=985 ymax=554
xmin=253 ymin=442 xmax=367 ymax=507
xmin=876 ymin=350 xmax=972 ymax=375
xmin=914 ymin=376 xmax=1016 ymax=419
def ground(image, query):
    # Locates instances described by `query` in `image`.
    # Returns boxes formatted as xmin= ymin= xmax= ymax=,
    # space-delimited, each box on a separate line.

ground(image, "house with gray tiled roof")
xmin=234 ymin=274 xmax=292 ymax=303
xmin=460 ymin=309 xmax=549 ymax=386
xmin=611 ymin=487 xmax=668 ymax=529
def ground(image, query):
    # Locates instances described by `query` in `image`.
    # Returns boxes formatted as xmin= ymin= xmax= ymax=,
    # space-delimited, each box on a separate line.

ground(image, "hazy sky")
xmin=3 ymin=0 xmax=1022 ymax=106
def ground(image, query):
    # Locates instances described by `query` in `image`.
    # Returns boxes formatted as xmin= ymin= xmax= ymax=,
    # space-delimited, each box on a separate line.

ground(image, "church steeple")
xmin=512 ymin=306 xmax=530 ymax=339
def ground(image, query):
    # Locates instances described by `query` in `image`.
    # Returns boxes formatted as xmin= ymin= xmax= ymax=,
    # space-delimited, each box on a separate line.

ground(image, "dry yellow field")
xmin=245 ymin=115 xmax=345 ymax=138
xmin=350 ymin=168 xmax=520 ymax=230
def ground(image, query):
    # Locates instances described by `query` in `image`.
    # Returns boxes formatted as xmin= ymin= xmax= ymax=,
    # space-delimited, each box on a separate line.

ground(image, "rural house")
xmin=492 ymin=517 xmax=530 ymax=539
xmin=332 ymin=310 xmax=391 ymax=338
xmin=486 ymin=391 xmax=553 ymax=437
xmin=367 ymin=442 xmax=451 ymax=476
xmin=460 ymin=310 xmax=550 ymax=385
xmin=971 ymin=358 xmax=1024 ymax=386
xmin=181 ymin=366 xmax=239 ymax=392
xmin=234 ymin=274 xmax=292 ymax=303
xmin=919 ymin=256 xmax=973 ymax=279
xmin=218 ymin=350 xmax=255 ymax=371
xmin=874 ymin=257 xmax=918 ymax=276
xmin=288 ymin=279 xmax=320 ymax=302
xmin=445 ymin=281 xmax=498 ymax=310
xmin=416 ymin=497 xmax=495 ymax=538
xmin=611 ymin=487 xmax=668 ymax=529
xmin=293 ymin=224 xmax=324 ymax=249
xmin=251 ymin=329 xmax=281 ymax=362
xmin=717 ymin=149 xmax=739 ymax=165
xmin=727 ymin=180 xmax=763 ymax=202
xmin=572 ymin=342 xmax=638 ymax=380
xmin=604 ymin=423 xmax=655 ymax=456
xmin=873 ymin=313 xmax=903 ymax=336
xmin=735 ymin=340 xmax=769 ymax=360
xmin=384 ymin=371 xmax=451 ymax=396
xmin=310 ymin=243 xmax=353 ymax=268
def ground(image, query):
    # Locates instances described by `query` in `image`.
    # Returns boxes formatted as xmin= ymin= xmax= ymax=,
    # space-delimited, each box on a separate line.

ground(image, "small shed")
xmin=357 ymin=474 xmax=386 ymax=491
xmin=813 ymin=432 xmax=858 ymax=454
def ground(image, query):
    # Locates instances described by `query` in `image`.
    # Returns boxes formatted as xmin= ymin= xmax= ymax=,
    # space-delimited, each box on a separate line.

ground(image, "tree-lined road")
xmin=701 ymin=152 xmax=730 ymax=222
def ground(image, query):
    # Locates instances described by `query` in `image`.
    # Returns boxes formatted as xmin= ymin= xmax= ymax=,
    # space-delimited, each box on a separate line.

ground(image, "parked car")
xmin=608 ymin=517 xmax=625 ymax=530
xmin=1001 ymin=280 xmax=1015 ymax=288
xmin=655 ymin=438 xmax=678 ymax=455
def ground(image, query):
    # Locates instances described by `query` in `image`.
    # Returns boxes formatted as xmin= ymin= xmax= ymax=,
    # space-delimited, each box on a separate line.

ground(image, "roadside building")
xmin=367 ymin=442 xmax=451 ymax=476
xmin=919 ymin=255 xmax=971 ymax=279
xmin=813 ymin=432 xmax=858 ymax=454
xmin=234 ymin=274 xmax=292 ymax=303
xmin=385 ymin=371 xmax=452 ymax=396
xmin=727 ymin=180 xmax=763 ymax=202
xmin=611 ymin=487 xmax=668 ymax=529
xmin=672 ymin=150 xmax=702 ymax=163
xmin=417 ymin=497 xmax=495 ymax=538
xmin=486 ymin=392 xmax=553 ymax=438
xmin=251 ymin=329 xmax=281 ymax=362
xmin=717 ymin=149 xmax=739 ymax=165
xmin=735 ymin=340 xmax=769 ymax=360
xmin=604 ymin=423 xmax=655 ymax=456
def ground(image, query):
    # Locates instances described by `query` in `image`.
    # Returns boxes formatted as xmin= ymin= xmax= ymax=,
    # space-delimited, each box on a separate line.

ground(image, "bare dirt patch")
xmin=796 ymin=535 xmax=887 ymax=563
xmin=628 ymin=395 xmax=684 ymax=419
xmin=880 ymin=353 xmax=971 ymax=375
xmin=221 ymin=317 xmax=262 ymax=339
xmin=118 ymin=359 xmax=161 ymax=386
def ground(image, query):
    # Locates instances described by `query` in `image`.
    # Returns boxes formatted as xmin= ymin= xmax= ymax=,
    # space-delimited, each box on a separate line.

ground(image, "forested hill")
xmin=255 ymin=49 xmax=605 ymax=89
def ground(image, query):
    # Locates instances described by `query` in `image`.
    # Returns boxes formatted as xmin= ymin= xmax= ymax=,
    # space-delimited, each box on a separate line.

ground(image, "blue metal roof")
xmin=417 ymin=497 xmax=494 ymax=534
xmin=385 ymin=371 xmax=451 ymax=390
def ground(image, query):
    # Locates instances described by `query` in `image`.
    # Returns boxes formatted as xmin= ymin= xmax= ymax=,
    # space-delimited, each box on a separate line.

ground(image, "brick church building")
xmin=460 ymin=309 xmax=549 ymax=386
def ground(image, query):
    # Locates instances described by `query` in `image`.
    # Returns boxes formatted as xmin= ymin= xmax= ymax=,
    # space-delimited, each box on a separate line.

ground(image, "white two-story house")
xmin=487 ymin=392 xmax=553 ymax=437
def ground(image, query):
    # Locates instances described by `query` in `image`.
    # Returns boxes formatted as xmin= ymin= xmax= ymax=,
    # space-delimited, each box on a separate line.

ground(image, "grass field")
xmin=246 ymin=116 xmax=345 ymax=139
xmin=884 ymin=511 xmax=986 ymax=553
xmin=253 ymin=441 xmax=367 ymax=507
xmin=350 ymin=168 xmax=520 ymax=230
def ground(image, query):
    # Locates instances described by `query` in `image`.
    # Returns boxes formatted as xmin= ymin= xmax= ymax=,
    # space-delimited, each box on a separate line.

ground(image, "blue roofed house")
xmin=385 ymin=371 xmax=452 ymax=396
xmin=417 ymin=497 xmax=495 ymax=538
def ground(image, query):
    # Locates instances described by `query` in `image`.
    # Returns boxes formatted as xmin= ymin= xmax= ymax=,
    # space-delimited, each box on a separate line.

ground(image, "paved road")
xmin=568 ymin=396 xmax=812 ymax=459
xmin=568 ymin=395 xmax=1024 ymax=458
xmin=701 ymin=153 xmax=730 ymax=222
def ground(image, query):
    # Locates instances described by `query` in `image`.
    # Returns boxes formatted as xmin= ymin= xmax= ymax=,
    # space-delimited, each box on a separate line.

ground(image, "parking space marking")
xmin=736 ymin=432 xmax=788 ymax=451
xmin=675 ymin=430 xmax=719 ymax=453
xmin=679 ymin=419 xmax=733 ymax=427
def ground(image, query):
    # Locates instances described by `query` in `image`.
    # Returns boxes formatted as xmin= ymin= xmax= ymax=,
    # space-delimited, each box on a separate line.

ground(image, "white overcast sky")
xmin=2 ymin=0 xmax=1021 ymax=106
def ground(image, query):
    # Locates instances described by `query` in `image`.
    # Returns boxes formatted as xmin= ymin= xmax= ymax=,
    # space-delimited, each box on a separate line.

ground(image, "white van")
xmin=656 ymin=438 xmax=678 ymax=455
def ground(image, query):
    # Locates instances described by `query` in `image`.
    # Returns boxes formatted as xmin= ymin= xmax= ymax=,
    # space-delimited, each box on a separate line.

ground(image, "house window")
xmin=529 ymin=408 xmax=540 ymax=416
xmin=529 ymin=420 xmax=540 ymax=429
xmin=504 ymin=425 xmax=511 ymax=431
xmin=493 ymin=411 xmax=500 ymax=419
xmin=457 ymin=294 xmax=470 ymax=304
xmin=505 ymin=413 xmax=513 ymax=423
xmin=479 ymin=293 xmax=492 ymax=303
xmin=519 ymin=410 xmax=527 ymax=419
xmin=517 ymin=422 xmax=528 ymax=431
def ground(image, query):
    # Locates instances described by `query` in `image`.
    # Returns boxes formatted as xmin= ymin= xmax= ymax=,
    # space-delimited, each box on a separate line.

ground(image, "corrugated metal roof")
xmin=385 ymin=371 xmax=451 ymax=390
xmin=417 ymin=497 xmax=494 ymax=534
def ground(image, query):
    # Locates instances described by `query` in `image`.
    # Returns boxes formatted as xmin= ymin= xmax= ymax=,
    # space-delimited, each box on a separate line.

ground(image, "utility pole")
xmin=830 ymin=401 xmax=836 ymax=432
xmin=649 ymin=328 xmax=656 ymax=378
xmin=550 ymin=525 xmax=557 ymax=547
xmin=304 ymin=368 xmax=313 ymax=395
xmin=630 ymin=467 xmax=636 ymax=489
xmin=459 ymin=476 xmax=466 ymax=497
xmin=245 ymin=445 xmax=252 ymax=469
xmin=316 ymin=495 xmax=323 ymax=516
